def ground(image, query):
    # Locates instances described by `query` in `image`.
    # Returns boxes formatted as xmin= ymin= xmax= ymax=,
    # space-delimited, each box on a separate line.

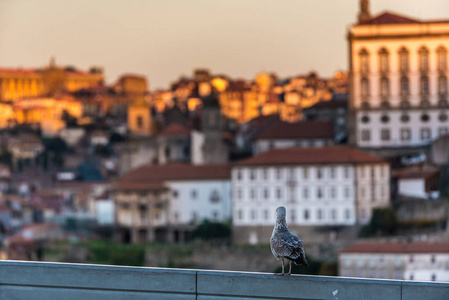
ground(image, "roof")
xmin=116 ymin=163 xmax=231 ymax=190
xmin=159 ymin=123 xmax=190 ymax=136
xmin=341 ymin=242 xmax=449 ymax=254
xmin=256 ymin=121 xmax=334 ymax=140
xmin=236 ymin=145 xmax=386 ymax=166
xmin=394 ymin=167 xmax=440 ymax=180
xmin=304 ymin=98 xmax=347 ymax=110
xmin=359 ymin=11 xmax=449 ymax=25
xmin=0 ymin=68 xmax=40 ymax=76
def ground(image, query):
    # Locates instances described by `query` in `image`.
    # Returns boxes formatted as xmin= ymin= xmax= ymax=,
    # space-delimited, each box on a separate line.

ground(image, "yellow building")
xmin=0 ymin=59 xmax=103 ymax=102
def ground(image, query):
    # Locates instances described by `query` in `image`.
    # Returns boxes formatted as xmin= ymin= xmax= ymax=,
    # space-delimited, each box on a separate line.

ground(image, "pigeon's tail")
xmin=293 ymin=255 xmax=309 ymax=267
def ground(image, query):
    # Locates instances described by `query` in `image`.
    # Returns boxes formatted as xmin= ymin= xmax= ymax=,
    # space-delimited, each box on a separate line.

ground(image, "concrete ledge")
xmin=0 ymin=261 xmax=448 ymax=300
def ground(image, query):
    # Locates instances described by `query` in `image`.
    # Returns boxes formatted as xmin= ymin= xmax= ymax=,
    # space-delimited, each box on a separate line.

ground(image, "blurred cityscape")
xmin=0 ymin=0 xmax=448 ymax=283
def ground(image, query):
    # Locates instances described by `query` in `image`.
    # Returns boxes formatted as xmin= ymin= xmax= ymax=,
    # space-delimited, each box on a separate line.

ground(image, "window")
xmin=361 ymin=187 xmax=366 ymax=198
xmin=345 ymin=209 xmax=351 ymax=220
xmin=238 ymin=210 xmax=243 ymax=220
xmin=330 ymin=187 xmax=336 ymax=198
xmin=361 ymin=129 xmax=371 ymax=141
xmin=439 ymin=127 xmax=448 ymax=136
xmin=317 ymin=209 xmax=323 ymax=220
xmin=409 ymin=274 xmax=414 ymax=280
xmin=344 ymin=187 xmax=350 ymax=198
xmin=264 ymin=209 xmax=269 ymax=220
xmin=344 ymin=167 xmax=351 ymax=178
xmin=330 ymin=168 xmax=336 ymax=179
xmin=262 ymin=169 xmax=268 ymax=180
xmin=431 ymin=255 xmax=436 ymax=264
xmin=439 ymin=76 xmax=448 ymax=96
xmin=419 ymin=47 xmax=429 ymax=72
xmin=304 ymin=209 xmax=310 ymax=220
xmin=172 ymin=190 xmax=178 ymax=198
xmin=250 ymin=170 xmax=256 ymax=180
xmin=380 ymin=115 xmax=390 ymax=123
xmin=263 ymin=188 xmax=269 ymax=199
xmin=439 ymin=113 xmax=448 ymax=122
xmin=378 ymin=48 xmax=389 ymax=73
xmin=290 ymin=209 xmax=296 ymax=224
xmin=437 ymin=46 xmax=447 ymax=71
xmin=421 ymin=128 xmax=431 ymax=140
xmin=237 ymin=170 xmax=242 ymax=180
xmin=250 ymin=188 xmax=256 ymax=200
xmin=400 ymin=128 xmax=411 ymax=141
xmin=317 ymin=168 xmax=323 ymax=179
xmin=276 ymin=169 xmax=282 ymax=180
xmin=431 ymin=274 xmax=436 ymax=281
xmin=213 ymin=211 xmax=218 ymax=220
xmin=317 ymin=188 xmax=323 ymax=199
xmin=303 ymin=168 xmax=308 ymax=179
xmin=361 ymin=115 xmax=370 ymax=123
xmin=361 ymin=78 xmax=369 ymax=97
xmin=420 ymin=76 xmax=430 ymax=95
xmin=381 ymin=129 xmax=390 ymax=141
xmin=237 ymin=188 xmax=243 ymax=199
xmin=421 ymin=114 xmax=430 ymax=122
xmin=191 ymin=190 xmax=197 ymax=199
xmin=276 ymin=188 xmax=282 ymax=199
xmin=401 ymin=114 xmax=410 ymax=123
xmin=136 ymin=115 xmax=144 ymax=129
xmin=359 ymin=48 xmax=369 ymax=73
xmin=303 ymin=187 xmax=309 ymax=199
xmin=399 ymin=47 xmax=409 ymax=72
xmin=380 ymin=77 xmax=389 ymax=98
xmin=400 ymin=77 xmax=409 ymax=96
xmin=331 ymin=209 xmax=337 ymax=220
xmin=251 ymin=210 xmax=257 ymax=220
xmin=210 ymin=190 xmax=220 ymax=203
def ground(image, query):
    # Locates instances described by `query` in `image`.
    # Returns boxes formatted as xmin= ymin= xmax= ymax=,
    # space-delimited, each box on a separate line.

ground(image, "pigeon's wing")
xmin=271 ymin=232 xmax=301 ymax=258
xmin=284 ymin=232 xmax=305 ymax=260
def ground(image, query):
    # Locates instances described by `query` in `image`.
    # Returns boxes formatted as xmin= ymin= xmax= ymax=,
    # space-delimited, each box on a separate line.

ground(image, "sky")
xmin=1 ymin=0 xmax=449 ymax=89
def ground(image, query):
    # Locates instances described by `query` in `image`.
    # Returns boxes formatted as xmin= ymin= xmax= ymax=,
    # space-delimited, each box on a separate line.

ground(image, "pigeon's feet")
xmin=275 ymin=272 xmax=285 ymax=276
xmin=287 ymin=272 xmax=292 ymax=275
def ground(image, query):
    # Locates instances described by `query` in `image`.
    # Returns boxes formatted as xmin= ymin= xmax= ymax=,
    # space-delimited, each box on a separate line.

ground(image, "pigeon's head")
xmin=276 ymin=206 xmax=286 ymax=219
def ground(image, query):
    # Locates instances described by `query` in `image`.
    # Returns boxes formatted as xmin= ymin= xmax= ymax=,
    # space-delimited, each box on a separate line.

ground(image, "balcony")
xmin=0 ymin=261 xmax=448 ymax=299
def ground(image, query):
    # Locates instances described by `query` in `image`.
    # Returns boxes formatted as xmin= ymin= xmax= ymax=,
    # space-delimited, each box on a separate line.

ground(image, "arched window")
xmin=398 ymin=47 xmax=409 ymax=72
xmin=378 ymin=48 xmax=389 ymax=73
xmin=420 ymin=76 xmax=430 ymax=95
xmin=419 ymin=46 xmax=430 ymax=72
xmin=380 ymin=77 xmax=389 ymax=98
xmin=400 ymin=77 xmax=409 ymax=96
xmin=359 ymin=48 xmax=370 ymax=73
xmin=361 ymin=78 xmax=369 ymax=97
xmin=437 ymin=46 xmax=447 ymax=71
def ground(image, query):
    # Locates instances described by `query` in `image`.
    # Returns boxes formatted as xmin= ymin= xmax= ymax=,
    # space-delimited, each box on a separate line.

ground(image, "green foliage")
xmin=0 ymin=150 xmax=13 ymax=167
xmin=44 ymin=137 xmax=68 ymax=153
xmin=85 ymin=241 xmax=145 ymax=266
xmin=191 ymin=220 xmax=231 ymax=241
xmin=94 ymin=145 xmax=112 ymax=157
xmin=360 ymin=207 xmax=397 ymax=237
xmin=109 ymin=132 xmax=126 ymax=144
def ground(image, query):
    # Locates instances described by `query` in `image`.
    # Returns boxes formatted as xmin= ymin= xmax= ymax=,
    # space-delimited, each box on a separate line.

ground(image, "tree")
xmin=360 ymin=207 xmax=397 ymax=237
xmin=0 ymin=150 xmax=13 ymax=167
xmin=191 ymin=220 xmax=231 ymax=241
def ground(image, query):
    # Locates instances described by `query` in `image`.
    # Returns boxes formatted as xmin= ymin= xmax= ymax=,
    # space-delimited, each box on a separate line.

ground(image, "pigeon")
xmin=270 ymin=206 xmax=308 ymax=275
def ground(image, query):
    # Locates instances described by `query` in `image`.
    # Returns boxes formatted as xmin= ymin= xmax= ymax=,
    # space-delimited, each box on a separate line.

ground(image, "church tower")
xmin=358 ymin=0 xmax=371 ymax=24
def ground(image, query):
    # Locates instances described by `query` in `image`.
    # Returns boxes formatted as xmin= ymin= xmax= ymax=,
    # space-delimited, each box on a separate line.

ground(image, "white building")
xmin=395 ymin=167 xmax=441 ymax=199
xmin=114 ymin=163 xmax=231 ymax=243
xmin=348 ymin=1 xmax=449 ymax=150
xmin=253 ymin=120 xmax=334 ymax=154
xmin=340 ymin=242 xmax=449 ymax=282
xmin=232 ymin=145 xmax=390 ymax=244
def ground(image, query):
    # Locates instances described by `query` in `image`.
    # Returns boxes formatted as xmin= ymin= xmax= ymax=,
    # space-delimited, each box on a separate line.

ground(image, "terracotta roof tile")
xmin=0 ymin=68 xmax=39 ymax=76
xmin=159 ymin=123 xmax=190 ymax=136
xmin=360 ymin=11 xmax=449 ymax=25
xmin=115 ymin=163 xmax=231 ymax=190
xmin=236 ymin=145 xmax=386 ymax=166
xmin=394 ymin=167 xmax=440 ymax=180
xmin=256 ymin=121 xmax=334 ymax=140
xmin=341 ymin=242 xmax=449 ymax=254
